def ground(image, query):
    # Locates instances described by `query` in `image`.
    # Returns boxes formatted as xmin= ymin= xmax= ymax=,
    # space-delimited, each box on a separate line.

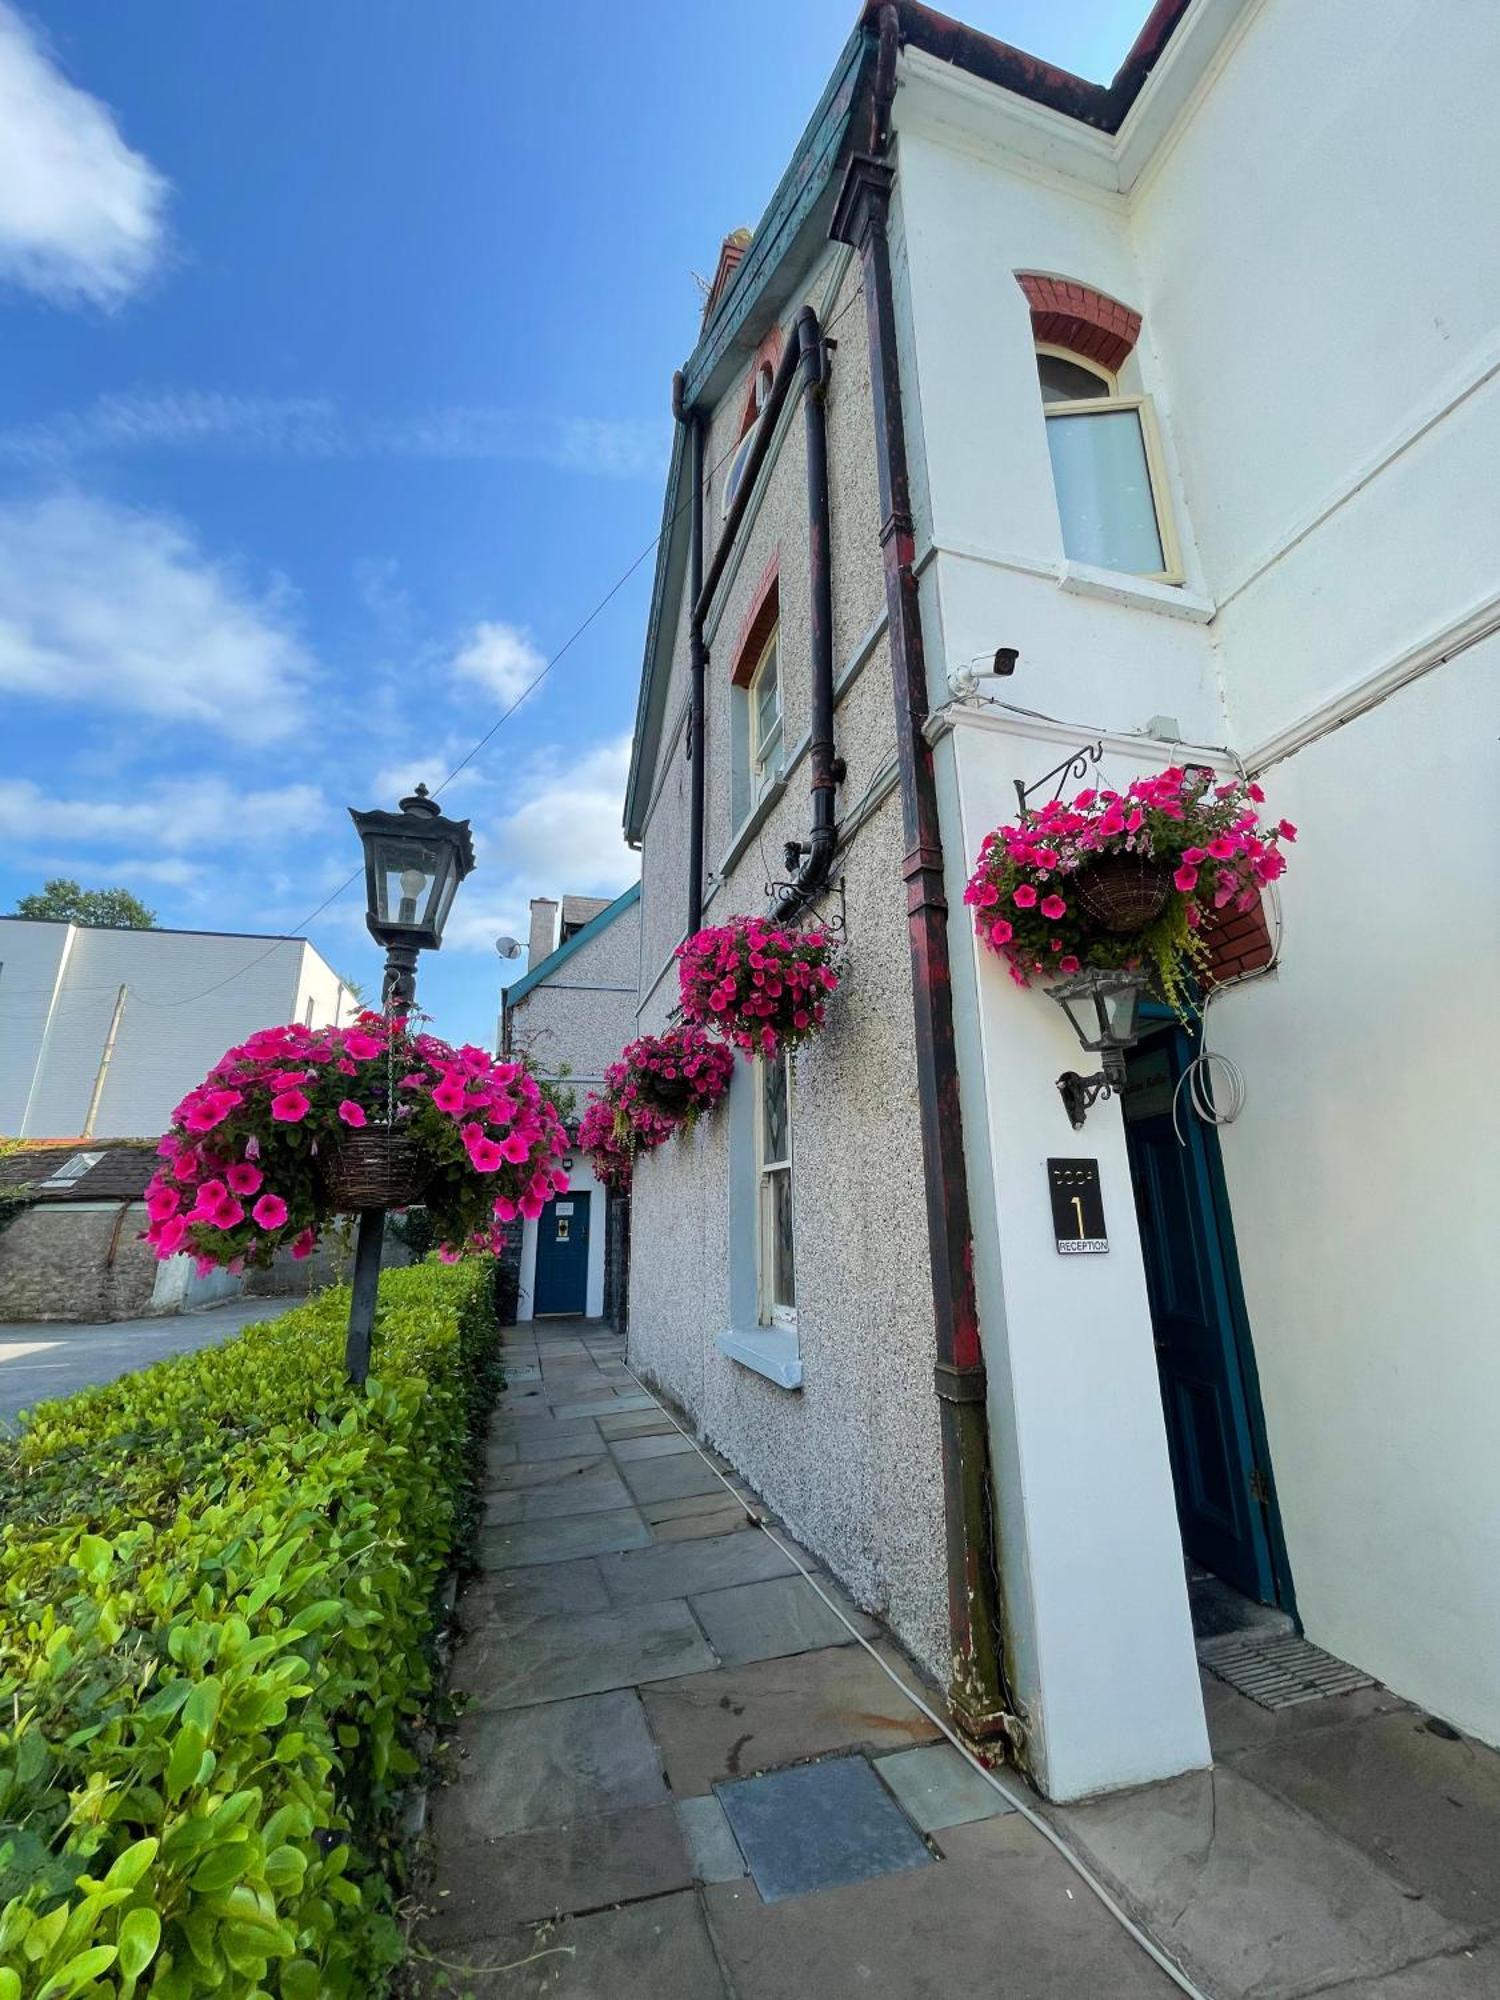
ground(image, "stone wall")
xmin=0 ymin=1203 xmax=159 ymax=1322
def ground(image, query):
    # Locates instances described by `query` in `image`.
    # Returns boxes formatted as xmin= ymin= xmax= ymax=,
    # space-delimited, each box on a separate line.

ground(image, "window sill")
xmin=715 ymin=1325 xmax=802 ymax=1391
xmin=1059 ymin=560 xmax=1215 ymax=624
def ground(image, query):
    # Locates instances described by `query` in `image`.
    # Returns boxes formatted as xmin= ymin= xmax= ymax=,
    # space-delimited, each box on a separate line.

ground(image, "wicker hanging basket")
xmin=324 ymin=1128 xmax=430 ymax=1212
xmin=1071 ymin=854 xmax=1174 ymax=935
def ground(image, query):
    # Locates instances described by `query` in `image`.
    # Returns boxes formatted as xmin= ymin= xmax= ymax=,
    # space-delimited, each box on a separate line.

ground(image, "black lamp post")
xmin=1048 ymin=967 xmax=1149 ymax=1129
xmin=342 ymin=785 xmax=475 ymax=1383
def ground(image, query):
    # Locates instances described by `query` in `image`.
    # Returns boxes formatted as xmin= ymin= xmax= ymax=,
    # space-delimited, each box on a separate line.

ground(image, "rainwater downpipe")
xmin=676 ymin=305 xmax=840 ymax=936
xmin=827 ymin=0 xmax=1015 ymax=1741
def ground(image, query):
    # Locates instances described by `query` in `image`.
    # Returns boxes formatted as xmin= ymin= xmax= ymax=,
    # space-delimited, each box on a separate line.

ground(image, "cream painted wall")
xmin=892 ymin=0 xmax=1500 ymax=1758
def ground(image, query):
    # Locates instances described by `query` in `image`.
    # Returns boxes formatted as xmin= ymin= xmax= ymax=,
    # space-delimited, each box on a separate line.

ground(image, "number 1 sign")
xmin=1048 ymin=1158 xmax=1108 ymax=1254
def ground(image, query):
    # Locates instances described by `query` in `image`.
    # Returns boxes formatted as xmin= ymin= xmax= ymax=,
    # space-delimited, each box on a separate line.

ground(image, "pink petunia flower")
xmin=155 ymin=1216 xmax=188 ymax=1257
xmin=290 ymin=1228 xmax=317 ymax=1261
xmin=1013 ymin=884 xmax=1039 ymax=909
xmin=271 ymin=1089 xmax=310 ymax=1123
xmin=1058 ymin=955 xmax=1081 ymax=975
xmin=1173 ymin=865 xmax=1199 ymax=893
xmin=343 ymin=1032 xmax=383 ymax=1061
xmin=1039 ymin=894 xmax=1067 ymax=921
xmin=146 ymin=1185 xmax=181 ymax=1223
xmin=208 ymin=1196 xmax=245 ymax=1231
xmin=467 ymin=1137 xmax=504 ymax=1173
xmin=226 ymin=1163 xmax=263 ymax=1197
xmin=431 ymin=1076 xmax=466 ymax=1115
xmin=337 ymin=1099 xmax=368 ymax=1127
xmin=252 ymin=1193 xmax=288 ymax=1230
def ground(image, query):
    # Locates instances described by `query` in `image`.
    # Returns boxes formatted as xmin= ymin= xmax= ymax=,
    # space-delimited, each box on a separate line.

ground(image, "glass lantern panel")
xmin=1103 ymin=982 xmax=1143 ymax=1044
xmin=374 ymin=836 xmax=442 ymax=932
xmin=1061 ymin=989 xmax=1105 ymax=1050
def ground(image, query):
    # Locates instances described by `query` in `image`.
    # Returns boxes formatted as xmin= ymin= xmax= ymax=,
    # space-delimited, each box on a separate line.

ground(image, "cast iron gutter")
xmin=830 ymin=3 xmax=1014 ymax=1742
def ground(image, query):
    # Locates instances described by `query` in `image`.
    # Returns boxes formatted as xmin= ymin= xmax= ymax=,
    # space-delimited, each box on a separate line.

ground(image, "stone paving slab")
xmin=434 ymin=1689 xmax=665 ymax=1841
xmin=488 ymin=1452 xmax=610 ymax=1492
xmin=461 ymin=1558 xmax=611 ymax=1632
xmin=425 ymin=1802 xmax=695 ymax=1944
xmin=1313 ymin=1942 xmax=1500 ymax=1997
xmin=507 ymin=1423 xmax=607 ymax=1464
xmin=676 ymin=1794 xmax=748 ymax=1884
xmin=640 ymin=1642 xmax=943 ymax=1795
xmin=599 ymin=1528 xmax=801 ymax=1607
xmin=431 ymin=1891 xmax=730 ymax=1998
xmin=482 ymin=1466 xmax=634 ymax=1525
xmin=596 ymin=1410 xmax=677 ymax=1439
xmin=717 ymin=1754 xmax=932 ymax=1903
xmin=647 ymin=1500 xmax=757 ymax=1542
xmin=619 ymin=1453 xmax=730 ymax=1503
xmin=607 ymin=1430 xmax=697 ymax=1462
xmin=453 ymin=1599 xmax=718 ymax=1711
xmin=703 ymin=1815 xmax=1180 ymax=1998
xmin=689 ymin=1573 xmax=874 ymax=1666
xmin=1048 ymin=1763 xmax=1466 ymax=2000
xmin=875 ymin=1742 xmax=1017 ymax=1833
xmin=1234 ymin=1710 xmax=1500 ymax=1931
xmin=477 ymin=1508 xmax=651 ymax=1570
xmin=550 ymin=1392 xmax=657 ymax=1418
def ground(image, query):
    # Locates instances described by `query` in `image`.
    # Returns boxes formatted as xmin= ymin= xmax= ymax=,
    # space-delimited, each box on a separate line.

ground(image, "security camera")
xmin=992 ymin=647 xmax=1018 ymax=677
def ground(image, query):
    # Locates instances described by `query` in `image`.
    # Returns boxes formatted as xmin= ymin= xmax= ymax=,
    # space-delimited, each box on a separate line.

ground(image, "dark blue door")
xmin=1123 ymin=1031 xmax=1277 ymax=1603
xmin=534 ymin=1191 xmax=590 ymax=1316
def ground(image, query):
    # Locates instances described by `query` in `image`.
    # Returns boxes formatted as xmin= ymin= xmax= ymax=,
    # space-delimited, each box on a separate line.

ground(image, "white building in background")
xmin=0 ymin=919 xmax=358 ymax=1139
xmin=622 ymin=0 xmax=1500 ymax=1800
xmin=501 ymin=886 xmax=640 ymax=1323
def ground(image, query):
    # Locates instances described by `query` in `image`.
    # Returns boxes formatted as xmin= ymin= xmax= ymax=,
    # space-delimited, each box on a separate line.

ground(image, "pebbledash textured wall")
xmin=505 ymin=897 xmax=641 ymax=1091
xmin=628 ymin=248 xmax=952 ymax=1680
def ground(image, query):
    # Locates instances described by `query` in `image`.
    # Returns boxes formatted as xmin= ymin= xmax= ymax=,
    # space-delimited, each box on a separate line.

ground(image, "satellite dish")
xmin=495 ymin=935 xmax=523 ymax=960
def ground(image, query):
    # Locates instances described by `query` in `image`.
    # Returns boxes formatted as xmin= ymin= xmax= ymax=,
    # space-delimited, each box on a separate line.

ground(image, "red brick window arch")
xmin=723 ymin=324 xmax=784 ymax=516
xmin=1016 ymin=272 xmax=1181 ymax=583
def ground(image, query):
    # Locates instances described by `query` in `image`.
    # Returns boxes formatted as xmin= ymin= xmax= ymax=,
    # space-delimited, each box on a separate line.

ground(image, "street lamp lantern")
xmin=1048 ymin=966 xmax=1149 ymax=1129
xmin=349 ymin=785 xmax=475 ymax=1013
xmin=342 ymin=782 xmax=475 ymax=1386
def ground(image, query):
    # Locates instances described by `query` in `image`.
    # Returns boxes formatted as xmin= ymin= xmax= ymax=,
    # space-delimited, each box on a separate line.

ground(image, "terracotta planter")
xmin=323 ymin=1129 xmax=429 ymax=1212
xmin=1071 ymin=855 xmax=1174 ymax=935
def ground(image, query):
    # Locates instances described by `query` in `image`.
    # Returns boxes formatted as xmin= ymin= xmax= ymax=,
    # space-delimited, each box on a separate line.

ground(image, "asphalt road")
xmin=0 ymin=1296 xmax=299 ymax=1432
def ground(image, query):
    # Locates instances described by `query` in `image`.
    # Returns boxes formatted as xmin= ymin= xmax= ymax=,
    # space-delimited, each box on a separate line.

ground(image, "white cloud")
xmin=448 ymin=621 xmax=545 ymax=707
xmin=0 ymin=2 xmax=168 ymax=306
xmin=0 ymin=776 xmax=328 ymax=854
xmin=0 ymin=391 xmax=667 ymax=479
xmin=440 ymin=734 xmax=638 ymax=953
xmin=0 ymin=492 xmax=313 ymax=743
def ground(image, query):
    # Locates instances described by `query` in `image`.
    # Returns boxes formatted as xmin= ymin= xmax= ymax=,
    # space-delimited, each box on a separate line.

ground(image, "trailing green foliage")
xmin=0 ymin=1261 xmax=498 ymax=1998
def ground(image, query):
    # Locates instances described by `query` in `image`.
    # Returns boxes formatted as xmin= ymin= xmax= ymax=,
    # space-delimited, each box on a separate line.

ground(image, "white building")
xmin=622 ymin=0 xmax=1500 ymax=1800
xmin=0 ymin=918 xmax=358 ymax=1139
xmin=501 ymin=886 xmax=641 ymax=1323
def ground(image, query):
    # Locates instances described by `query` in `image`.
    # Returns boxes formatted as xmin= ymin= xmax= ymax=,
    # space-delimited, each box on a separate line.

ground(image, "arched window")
xmin=1036 ymin=340 xmax=1181 ymax=582
xmin=723 ymin=359 xmax=775 ymax=515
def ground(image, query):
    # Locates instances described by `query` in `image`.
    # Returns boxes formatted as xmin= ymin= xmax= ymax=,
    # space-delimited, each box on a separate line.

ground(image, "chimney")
xmin=527 ymin=898 xmax=559 ymax=968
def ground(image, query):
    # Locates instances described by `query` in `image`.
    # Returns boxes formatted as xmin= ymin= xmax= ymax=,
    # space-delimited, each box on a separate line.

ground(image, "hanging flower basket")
xmin=143 ymin=1014 xmax=568 ymax=1273
xmin=676 ymin=914 xmax=839 ymax=1060
xmin=323 ymin=1128 xmax=431 ymax=1212
xmin=964 ymin=766 xmax=1295 ymax=1011
xmin=578 ymin=1026 xmax=734 ymax=1191
xmin=1070 ymin=854 xmax=1174 ymax=934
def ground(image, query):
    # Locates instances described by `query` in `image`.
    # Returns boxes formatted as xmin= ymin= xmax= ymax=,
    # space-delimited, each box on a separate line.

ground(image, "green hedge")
xmin=0 ymin=1260 xmax=498 ymax=1999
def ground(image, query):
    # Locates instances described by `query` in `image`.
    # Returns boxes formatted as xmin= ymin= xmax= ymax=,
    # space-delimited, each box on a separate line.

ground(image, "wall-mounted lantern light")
xmin=1048 ymin=966 xmax=1149 ymax=1128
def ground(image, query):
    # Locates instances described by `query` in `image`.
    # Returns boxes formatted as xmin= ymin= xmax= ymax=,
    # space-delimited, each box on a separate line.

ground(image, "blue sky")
xmin=0 ymin=0 xmax=1146 ymax=1049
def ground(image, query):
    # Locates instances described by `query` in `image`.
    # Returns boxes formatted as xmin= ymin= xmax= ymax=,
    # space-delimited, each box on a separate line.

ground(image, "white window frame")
xmin=756 ymin=1052 xmax=796 ymax=1331
xmin=747 ymin=624 xmax=782 ymax=799
xmin=1035 ymin=343 xmax=1183 ymax=585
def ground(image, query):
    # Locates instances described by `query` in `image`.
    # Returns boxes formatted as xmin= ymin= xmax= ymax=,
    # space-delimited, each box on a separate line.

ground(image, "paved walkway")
xmin=0 ymin=1295 xmax=298 ymax=1430
xmin=420 ymin=1320 xmax=1500 ymax=1999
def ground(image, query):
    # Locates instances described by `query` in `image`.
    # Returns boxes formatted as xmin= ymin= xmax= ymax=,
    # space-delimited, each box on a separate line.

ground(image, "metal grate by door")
xmin=1198 ymin=1631 xmax=1375 ymax=1710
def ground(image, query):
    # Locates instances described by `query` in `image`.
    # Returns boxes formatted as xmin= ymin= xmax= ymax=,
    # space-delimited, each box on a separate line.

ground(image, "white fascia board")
xmin=894 ymin=0 xmax=1255 ymax=200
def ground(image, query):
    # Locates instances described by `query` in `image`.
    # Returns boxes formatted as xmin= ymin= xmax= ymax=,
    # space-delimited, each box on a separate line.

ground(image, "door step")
xmin=1188 ymin=1567 xmax=1294 ymax=1642
xmin=1198 ymin=1630 xmax=1376 ymax=1710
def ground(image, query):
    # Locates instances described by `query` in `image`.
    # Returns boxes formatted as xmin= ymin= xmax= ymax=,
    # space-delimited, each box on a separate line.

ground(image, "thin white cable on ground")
xmin=620 ymin=1359 xmax=1216 ymax=2000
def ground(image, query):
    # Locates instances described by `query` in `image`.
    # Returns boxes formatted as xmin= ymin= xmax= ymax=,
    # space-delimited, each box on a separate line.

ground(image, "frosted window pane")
xmin=1046 ymin=409 xmax=1164 ymax=575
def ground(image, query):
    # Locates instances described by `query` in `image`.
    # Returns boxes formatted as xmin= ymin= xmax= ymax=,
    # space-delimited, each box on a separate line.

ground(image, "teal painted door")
xmin=1123 ymin=1033 xmax=1277 ymax=1603
xmin=534 ymin=1191 xmax=590 ymax=1316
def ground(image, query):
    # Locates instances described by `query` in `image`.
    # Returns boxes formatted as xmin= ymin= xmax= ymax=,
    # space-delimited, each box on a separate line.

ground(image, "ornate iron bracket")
xmin=1056 ymin=1048 xmax=1127 ymax=1130
xmin=1013 ymin=738 xmax=1104 ymax=817
xmin=763 ymin=869 xmax=847 ymax=936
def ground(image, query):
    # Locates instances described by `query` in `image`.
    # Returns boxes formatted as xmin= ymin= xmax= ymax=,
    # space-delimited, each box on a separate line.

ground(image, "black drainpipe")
xmin=828 ymin=2 xmax=1014 ymax=1742
xmin=677 ymin=306 xmax=839 ymax=935
xmin=673 ymin=372 xmax=708 ymax=936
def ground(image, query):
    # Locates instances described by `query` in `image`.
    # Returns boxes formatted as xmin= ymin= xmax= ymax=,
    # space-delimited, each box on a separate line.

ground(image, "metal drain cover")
xmin=1198 ymin=1631 xmax=1376 ymax=1710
